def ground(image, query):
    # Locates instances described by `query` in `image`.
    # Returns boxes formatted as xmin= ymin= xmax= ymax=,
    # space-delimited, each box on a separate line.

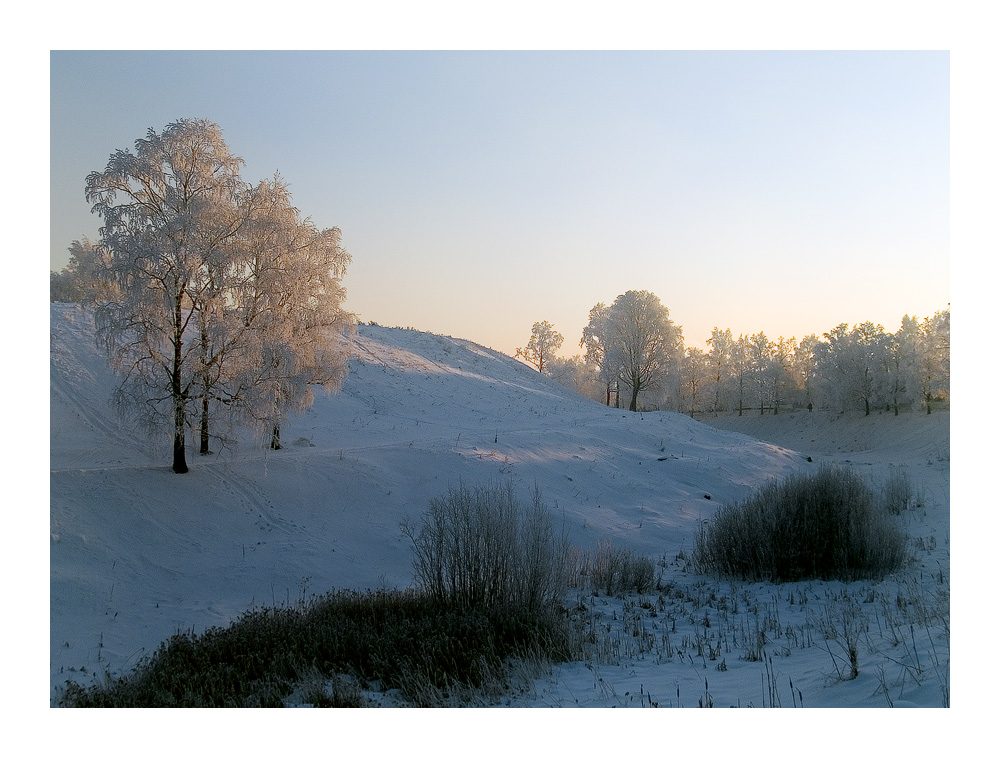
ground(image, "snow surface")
xmin=49 ymin=303 xmax=951 ymax=725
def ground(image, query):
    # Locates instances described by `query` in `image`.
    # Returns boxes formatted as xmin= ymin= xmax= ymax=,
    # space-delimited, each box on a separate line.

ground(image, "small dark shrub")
xmin=584 ymin=542 xmax=657 ymax=595
xmin=883 ymin=467 xmax=915 ymax=515
xmin=693 ymin=465 xmax=906 ymax=582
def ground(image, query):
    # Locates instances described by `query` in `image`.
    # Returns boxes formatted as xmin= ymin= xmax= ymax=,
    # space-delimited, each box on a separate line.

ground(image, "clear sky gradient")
xmin=50 ymin=50 xmax=950 ymax=357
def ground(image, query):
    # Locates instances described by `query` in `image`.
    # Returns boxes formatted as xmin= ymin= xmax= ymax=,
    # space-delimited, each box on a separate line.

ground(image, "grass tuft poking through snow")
xmin=693 ymin=465 xmax=907 ymax=583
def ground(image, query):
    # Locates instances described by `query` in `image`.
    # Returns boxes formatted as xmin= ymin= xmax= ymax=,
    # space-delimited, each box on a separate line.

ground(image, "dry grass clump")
xmin=693 ymin=465 xmax=907 ymax=583
xmin=579 ymin=541 xmax=658 ymax=595
xmin=883 ymin=467 xmax=916 ymax=515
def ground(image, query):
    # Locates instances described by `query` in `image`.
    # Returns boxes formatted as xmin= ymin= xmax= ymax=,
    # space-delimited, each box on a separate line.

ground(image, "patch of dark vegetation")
xmin=58 ymin=588 xmax=576 ymax=707
xmin=693 ymin=465 xmax=907 ymax=583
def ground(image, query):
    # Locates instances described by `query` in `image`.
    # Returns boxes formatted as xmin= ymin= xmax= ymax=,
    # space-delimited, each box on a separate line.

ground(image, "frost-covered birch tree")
xmin=229 ymin=175 xmax=354 ymax=449
xmin=87 ymin=119 xmax=248 ymax=473
xmin=84 ymin=118 xmax=352 ymax=472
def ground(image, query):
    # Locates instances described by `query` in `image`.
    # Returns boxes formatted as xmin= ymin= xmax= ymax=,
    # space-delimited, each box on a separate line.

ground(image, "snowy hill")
xmin=49 ymin=304 xmax=948 ymax=709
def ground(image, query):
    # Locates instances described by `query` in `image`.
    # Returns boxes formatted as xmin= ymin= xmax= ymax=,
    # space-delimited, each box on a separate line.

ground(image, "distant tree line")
xmin=522 ymin=293 xmax=949 ymax=416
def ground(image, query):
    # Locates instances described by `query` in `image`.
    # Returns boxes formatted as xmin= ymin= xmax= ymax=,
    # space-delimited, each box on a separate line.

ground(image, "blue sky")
xmin=50 ymin=50 xmax=950 ymax=356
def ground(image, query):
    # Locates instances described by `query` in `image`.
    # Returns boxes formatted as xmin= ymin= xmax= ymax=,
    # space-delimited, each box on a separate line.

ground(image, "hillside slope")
xmin=50 ymin=304 xmax=805 ymax=698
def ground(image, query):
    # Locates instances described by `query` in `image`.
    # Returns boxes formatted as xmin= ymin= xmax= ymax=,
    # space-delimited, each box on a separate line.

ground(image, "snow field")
xmin=50 ymin=304 xmax=949 ymax=716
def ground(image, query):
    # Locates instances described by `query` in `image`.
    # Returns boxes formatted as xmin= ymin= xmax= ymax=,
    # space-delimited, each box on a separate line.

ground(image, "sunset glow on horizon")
xmin=50 ymin=50 xmax=950 ymax=357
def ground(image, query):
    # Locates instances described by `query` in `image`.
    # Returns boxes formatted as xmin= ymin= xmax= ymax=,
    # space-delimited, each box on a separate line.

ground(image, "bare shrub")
xmin=884 ymin=467 xmax=914 ymax=515
xmin=693 ymin=465 xmax=907 ymax=582
xmin=402 ymin=481 xmax=571 ymax=614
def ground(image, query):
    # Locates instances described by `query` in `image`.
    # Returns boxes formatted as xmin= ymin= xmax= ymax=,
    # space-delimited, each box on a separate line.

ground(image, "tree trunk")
xmin=200 ymin=395 xmax=211 ymax=455
xmin=172 ymin=302 xmax=188 ymax=474
xmin=199 ymin=317 xmax=211 ymax=455
xmin=271 ymin=424 xmax=282 ymax=450
xmin=172 ymin=388 xmax=188 ymax=473
xmin=629 ymin=383 xmax=640 ymax=412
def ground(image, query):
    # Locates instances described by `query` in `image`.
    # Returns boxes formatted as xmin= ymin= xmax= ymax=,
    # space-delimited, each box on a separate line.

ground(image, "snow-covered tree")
xmin=50 ymin=238 xmax=119 ymax=304
xmin=916 ymin=309 xmax=950 ymax=413
xmin=705 ymin=327 xmax=734 ymax=414
xmin=86 ymin=119 xmax=249 ymax=472
xmin=604 ymin=290 xmax=680 ymax=412
xmin=885 ymin=316 xmax=920 ymax=415
xmin=814 ymin=322 xmax=890 ymax=415
xmin=851 ymin=322 xmax=890 ymax=416
xmin=791 ymin=334 xmax=819 ymax=410
xmin=731 ymin=334 xmax=753 ymax=416
xmin=548 ymin=355 xmax=604 ymax=402
xmin=518 ymin=321 xmax=564 ymax=375
xmin=229 ymin=175 xmax=354 ymax=449
xmin=746 ymin=332 xmax=774 ymax=415
xmin=580 ymin=302 xmax=618 ymax=406
xmin=769 ymin=336 xmax=795 ymax=414
xmin=85 ymin=119 xmax=352 ymax=472
xmin=679 ymin=347 xmax=712 ymax=417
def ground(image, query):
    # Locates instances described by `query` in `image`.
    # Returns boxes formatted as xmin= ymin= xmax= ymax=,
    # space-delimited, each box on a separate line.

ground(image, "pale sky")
xmin=50 ymin=50 xmax=950 ymax=357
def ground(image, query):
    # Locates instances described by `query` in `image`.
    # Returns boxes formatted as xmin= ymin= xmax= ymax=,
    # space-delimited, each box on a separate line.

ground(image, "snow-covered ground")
xmin=50 ymin=303 xmax=950 ymax=721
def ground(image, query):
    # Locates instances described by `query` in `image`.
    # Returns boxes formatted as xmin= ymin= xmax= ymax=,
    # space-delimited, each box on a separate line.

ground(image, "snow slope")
xmin=49 ymin=303 xmax=949 ymax=713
